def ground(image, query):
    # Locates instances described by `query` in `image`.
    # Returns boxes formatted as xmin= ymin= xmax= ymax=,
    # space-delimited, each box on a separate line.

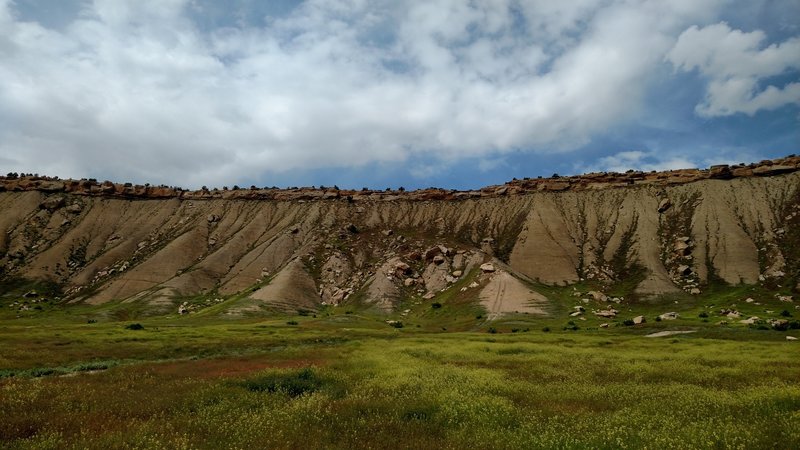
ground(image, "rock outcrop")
xmin=0 ymin=156 xmax=798 ymax=315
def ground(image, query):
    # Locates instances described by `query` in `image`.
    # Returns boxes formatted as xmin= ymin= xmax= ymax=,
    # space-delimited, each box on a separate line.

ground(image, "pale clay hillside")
xmin=1 ymin=157 xmax=798 ymax=318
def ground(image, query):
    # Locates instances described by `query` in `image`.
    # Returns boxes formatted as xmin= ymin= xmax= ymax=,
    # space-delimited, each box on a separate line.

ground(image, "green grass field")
xmin=1 ymin=280 xmax=799 ymax=449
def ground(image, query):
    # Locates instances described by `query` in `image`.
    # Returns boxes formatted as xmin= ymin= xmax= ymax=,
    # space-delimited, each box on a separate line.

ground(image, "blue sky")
xmin=0 ymin=0 xmax=798 ymax=190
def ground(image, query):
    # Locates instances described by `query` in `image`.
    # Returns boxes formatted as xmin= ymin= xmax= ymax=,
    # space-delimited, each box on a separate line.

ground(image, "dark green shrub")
xmin=125 ymin=323 xmax=144 ymax=330
xmin=431 ymin=302 xmax=442 ymax=309
xmin=390 ymin=321 xmax=404 ymax=328
xmin=286 ymin=321 xmax=299 ymax=325
xmin=241 ymin=368 xmax=322 ymax=397
xmin=542 ymin=326 xmax=550 ymax=332
xmin=487 ymin=327 xmax=497 ymax=334
xmin=622 ymin=319 xmax=635 ymax=326
xmin=780 ymin=310 xmax=792 ymax=317
xmin=699 ymin=312 xmax=709 ymax=318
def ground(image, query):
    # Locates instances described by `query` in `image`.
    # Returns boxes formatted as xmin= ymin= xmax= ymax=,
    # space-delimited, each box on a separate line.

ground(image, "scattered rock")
xmin=787 ymin=336 xmax=798 ymax=341
xmin=40 ymin=196 xmax=65 ymax=210
xmin=657 ymin=198 xmax=671 ymax=213
xmin=632 ymin=315 xmax=646 ymax=325
xmin=382 ymin=229 xmax=394 ymax=236
xmin=424 ymin=246 xmax=442 ymax=260
xmin=658 ymin=312 xmax=679 ymax=320
xmin=479 ymin=263 xmax=496 ymax=273
xmin=452 ymin=270 xmax=463 ymax=277
xmin=346 ymin=223 xmax=359 ymax=234
xmin=65 ymin=203 xmax=82 ymax=214
xmin=432 ymin=255 xmax=445 ymax=265
xmin=594 ymin=309 xmax=618 ymax=318
xmin=207 ymin=214 xmax=219 ymax=223
xmin=588 ymin=291 xmax=608 ymax=302
xmin=676 ymin=265 xmax=692 ymax=276
xmin=599 ymin=323 xmax=609 ymax=328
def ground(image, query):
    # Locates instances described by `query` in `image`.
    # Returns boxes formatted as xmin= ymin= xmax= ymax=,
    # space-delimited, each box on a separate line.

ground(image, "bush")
xmin=780 ymin=310 xmax=792 ymax=317
xmin=622 ymin=319 xmax=635 ymax=326
xmin=563 ymin=321 xmax=579 ymax=331
xmin=542 ymin=327 xmax=551 ymax=332
xmin=699 ymin=311 xmax=709 ymax=318
xmin=487 ymin=327 xmax=497 ymax=334
xmin=240 ymin=368 xmax=323 ymax=397
xmin=87 ymin=319 xmax=97 ymax=324
xmin=286 ymin=321 xmax=299 ymax=326
xmin=125 ymin=323 xmax=144 ymax=330
xmin=655 ymin=316 xmax=662 ymax=322
xmin=390 ymin=321 xmax=404 ymax=328
xmin=431 ymin=302 xmax=442 ymax=309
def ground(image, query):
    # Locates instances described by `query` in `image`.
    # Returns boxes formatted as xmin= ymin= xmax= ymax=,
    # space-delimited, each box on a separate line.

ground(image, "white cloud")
xmin=0 ymin=0 xmax=790 ymax=187
xmin=583 ymin=150 xmax=696 ymax=173
xmin=668 ymin=22 xmax=800 ymax=117
xmin=579 ymin=148 xmax=763 ymax=174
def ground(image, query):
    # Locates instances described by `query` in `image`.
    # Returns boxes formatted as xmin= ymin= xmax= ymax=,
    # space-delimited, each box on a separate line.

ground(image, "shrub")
xmin=431 ymin=302 xmax=442 ymax=309
xmin=390 ymin=321 xmax=404 ymax=328
xmin=125 ymin=323 xmax=144 ymax=330
xmin=780 ymin=310 xmax=792 ymax=317
xmin=87 ymin=319 xmax=97 ymax=324
xmin=563 ymin=321 xmax=579 ymax=331
xmin=542 ymin=326 xmax=551 ymax=332
xmin=286 ymin=321 xmax=299 ymax=326
xmin=655 ymin=316 xmax=662 ymax=322
xmin=623 ymin=319 xmax=635 ymax=326
xmin=475 ymin=314 xmax=483 ymax=319
xmin=487 ymin=327 xmax=497 ymax=334
xmin=241 ymin=368 xmax=323 ymax=397
xmin=699 ymin=311 xmax=709 ymax=318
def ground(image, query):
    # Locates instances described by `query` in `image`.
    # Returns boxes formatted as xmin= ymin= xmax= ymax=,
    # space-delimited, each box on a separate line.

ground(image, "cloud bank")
xmin=0 ymin=0 xmax=797 ymax=187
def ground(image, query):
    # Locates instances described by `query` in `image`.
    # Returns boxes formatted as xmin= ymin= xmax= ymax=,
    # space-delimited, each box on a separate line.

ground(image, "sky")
xmin=0 ymin=0 xmax=798 ymax=190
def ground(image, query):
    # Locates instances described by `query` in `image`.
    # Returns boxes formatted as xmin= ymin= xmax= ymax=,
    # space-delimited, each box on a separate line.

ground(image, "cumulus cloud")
xmin=668 ymin=22 xmax=800 ymax=117
xmin=580 ymin=148 xmax=763 ymax=174
xmin=0 ymin=0 xmax=793 ymax=187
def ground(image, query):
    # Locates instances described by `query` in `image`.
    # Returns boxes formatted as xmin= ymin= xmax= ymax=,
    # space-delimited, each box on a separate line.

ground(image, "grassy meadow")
xmin=1 ymin=280 xmax=799 ymax=449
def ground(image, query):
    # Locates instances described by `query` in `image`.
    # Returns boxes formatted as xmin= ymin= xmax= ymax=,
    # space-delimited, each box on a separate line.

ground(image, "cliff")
xmin=1 ymin=156 xmax=798 ymax=316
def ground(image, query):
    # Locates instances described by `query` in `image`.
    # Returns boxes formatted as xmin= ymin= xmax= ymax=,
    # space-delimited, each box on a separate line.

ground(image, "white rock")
xmin=479 ymin=263 xmax=496 ymax=273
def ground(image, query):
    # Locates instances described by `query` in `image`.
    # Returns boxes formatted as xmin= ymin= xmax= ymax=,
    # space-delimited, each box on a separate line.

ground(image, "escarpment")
xmin=0 ymin=157 xmax=798 ymax=316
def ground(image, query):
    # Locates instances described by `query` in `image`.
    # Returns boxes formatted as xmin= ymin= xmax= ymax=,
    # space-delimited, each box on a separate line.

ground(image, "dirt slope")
xmin=1 ymin=165 xmax=798 ymax=316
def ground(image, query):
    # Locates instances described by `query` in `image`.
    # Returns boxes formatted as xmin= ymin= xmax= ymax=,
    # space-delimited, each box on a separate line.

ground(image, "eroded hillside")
xmin=1 ymin=157 xmax=799 ymax=317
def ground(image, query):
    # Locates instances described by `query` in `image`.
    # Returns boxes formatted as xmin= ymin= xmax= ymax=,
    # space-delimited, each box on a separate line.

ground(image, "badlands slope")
xmin=1 ymin=157 xmax=798 ymax=317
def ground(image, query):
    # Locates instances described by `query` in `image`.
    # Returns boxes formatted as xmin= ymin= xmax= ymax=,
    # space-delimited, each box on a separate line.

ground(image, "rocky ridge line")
xmin=2 ymin=155 xmax=798 ymax=202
